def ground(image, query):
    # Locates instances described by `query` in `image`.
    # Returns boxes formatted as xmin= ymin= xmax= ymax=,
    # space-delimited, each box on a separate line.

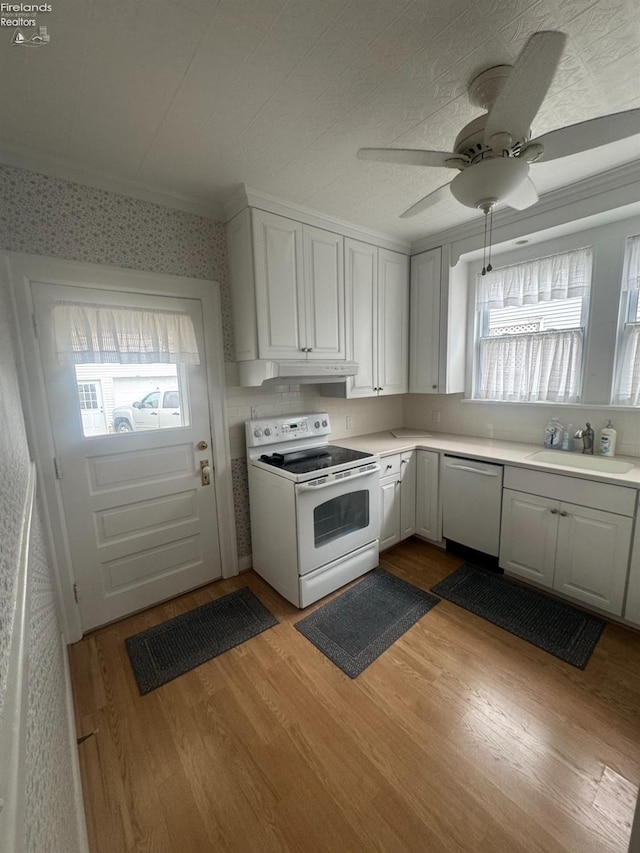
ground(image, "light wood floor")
xmin=69 ymin=539 xmax=640 ymax=853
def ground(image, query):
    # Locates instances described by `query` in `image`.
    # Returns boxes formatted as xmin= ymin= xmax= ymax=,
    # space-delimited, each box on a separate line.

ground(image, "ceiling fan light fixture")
xmin=450 ymin=157 xmax=530 ymax=210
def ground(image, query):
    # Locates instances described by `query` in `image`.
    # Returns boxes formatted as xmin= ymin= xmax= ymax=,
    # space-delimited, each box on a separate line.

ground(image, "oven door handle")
xmin=297 ymin=464 xmax=380 ymax=491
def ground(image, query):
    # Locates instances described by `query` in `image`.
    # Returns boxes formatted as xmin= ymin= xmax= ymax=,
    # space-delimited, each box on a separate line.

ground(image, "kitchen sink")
xmin=526 ymin=450 xmax=635 ymax=474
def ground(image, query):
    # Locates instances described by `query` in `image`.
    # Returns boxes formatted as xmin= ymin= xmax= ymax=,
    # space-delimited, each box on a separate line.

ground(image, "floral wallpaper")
xmin=0 ymin=164 xmax=234 ymax=361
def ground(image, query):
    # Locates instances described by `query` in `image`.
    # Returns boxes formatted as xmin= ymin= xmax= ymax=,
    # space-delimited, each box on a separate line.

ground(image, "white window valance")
xmin=53 ymin=302 xmax=200 ymax=365
xmin=621 ymin=234 xmax=640 ymax=292
xmin=476 ymin=247 xmax=592 ymax=310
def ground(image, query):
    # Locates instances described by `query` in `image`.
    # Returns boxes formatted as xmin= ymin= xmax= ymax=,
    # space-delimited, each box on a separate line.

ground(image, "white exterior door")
xmin=31 ymin=282 xmax=223 ymax=631
xmin=377 ymin=249 xmax=409 ymax=396
xmin=77 ymin=380 xmax=107 ymax=436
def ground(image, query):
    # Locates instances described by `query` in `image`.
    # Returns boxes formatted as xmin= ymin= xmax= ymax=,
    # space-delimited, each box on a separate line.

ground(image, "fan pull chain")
xmin=487 ymin=206 xmax=494 ymax=273
xmin=481 ymin=208 xmax=489 ymax=275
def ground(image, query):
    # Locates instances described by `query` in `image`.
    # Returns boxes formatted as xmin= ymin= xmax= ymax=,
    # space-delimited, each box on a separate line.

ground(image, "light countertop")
xmin=332 ymin=429 xmax=640 ymax=490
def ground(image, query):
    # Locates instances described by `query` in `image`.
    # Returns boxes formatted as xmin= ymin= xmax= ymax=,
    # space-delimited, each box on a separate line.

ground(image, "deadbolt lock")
xmin=200 ymin=460 xmax=212 ymax=486
xmin=197 ymin=440 xmax=208 ymax=450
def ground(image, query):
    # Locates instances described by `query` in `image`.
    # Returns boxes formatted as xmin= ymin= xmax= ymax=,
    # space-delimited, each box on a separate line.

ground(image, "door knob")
xmin=200 ymin=460 xmax=211 ymax=486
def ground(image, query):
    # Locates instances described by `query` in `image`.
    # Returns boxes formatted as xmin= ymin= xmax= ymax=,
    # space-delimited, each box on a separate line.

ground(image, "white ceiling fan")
xmin=357 ymin=31 xmax=640 ymax=219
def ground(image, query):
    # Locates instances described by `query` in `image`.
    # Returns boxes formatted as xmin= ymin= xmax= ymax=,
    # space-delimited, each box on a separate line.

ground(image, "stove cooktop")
xmin=259 ymin=445 xmax=373 ymax=475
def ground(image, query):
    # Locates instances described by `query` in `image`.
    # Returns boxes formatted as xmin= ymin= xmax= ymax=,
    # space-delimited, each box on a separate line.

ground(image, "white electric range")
xmin=246 ymin=413 xmax=381 ymax=607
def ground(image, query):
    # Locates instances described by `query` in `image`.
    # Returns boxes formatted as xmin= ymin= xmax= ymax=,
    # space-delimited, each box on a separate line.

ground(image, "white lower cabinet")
xmin=415 ymin=450 xmax=440 ymax=542
xmin=625 ymin=528 xmax=640 ymax=625
xmin=379 ymin=452 xmax=416 ymax=551
xmin=500 ymin=467 xmax=636 ymax=616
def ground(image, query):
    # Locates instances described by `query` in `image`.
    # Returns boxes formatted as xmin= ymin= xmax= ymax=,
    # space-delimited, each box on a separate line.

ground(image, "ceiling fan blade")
xmin=503 ymin=177 xmax=539 ymax=210
xmin=484 ymin=31 xmax=567 ymax=147
xmin=530 ymin=109 xmax=640 ymax=162
xmin=400 ymin=183 xmax=452 ymax=218
xmin=357 ymin=148 xmax=457 ymax=168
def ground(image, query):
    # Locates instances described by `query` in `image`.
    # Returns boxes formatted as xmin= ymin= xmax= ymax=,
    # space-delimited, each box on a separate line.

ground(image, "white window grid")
xmin=77 ymin=382 xmax=99 ymax=410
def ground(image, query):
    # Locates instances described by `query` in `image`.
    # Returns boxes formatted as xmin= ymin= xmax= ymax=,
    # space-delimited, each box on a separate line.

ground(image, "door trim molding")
xmin=4 ymin=251 xmax=238 ymax=643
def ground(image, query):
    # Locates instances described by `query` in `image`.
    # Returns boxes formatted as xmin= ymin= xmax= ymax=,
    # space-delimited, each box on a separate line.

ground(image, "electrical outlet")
xmin=346 ymin=415 xmax=353 ymax=429
xmin=250 ymin=406 xmax=259 ymax=419
xmin=432 ymin=411 xmax=441 ymax=424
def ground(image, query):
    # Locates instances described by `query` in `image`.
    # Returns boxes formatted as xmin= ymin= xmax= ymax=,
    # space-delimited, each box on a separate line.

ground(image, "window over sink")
xmin=612 ymin=234 xmax=640 ymax=406
xmin=472 ymin=247 xmax=592 ymax=403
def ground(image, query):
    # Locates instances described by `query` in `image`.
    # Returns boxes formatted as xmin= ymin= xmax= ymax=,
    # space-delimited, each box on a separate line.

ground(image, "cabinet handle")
xmin=559 ymin=510 xmax=568 ymax=517
xmin=386 ymin=464 xmax=393 ymax=470
xmin=401 ymin=459 xmax=407 ymax=464
xmin=432 ymin=384 xmax=437 ymax=389
xmin=550 ymin=508 xmax=558 ymax=514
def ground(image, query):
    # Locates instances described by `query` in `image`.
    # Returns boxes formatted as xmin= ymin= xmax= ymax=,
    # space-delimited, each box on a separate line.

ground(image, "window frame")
xmin=612 ymin=234 xmax=640 ymax=406
xmin=467 ymin=245 xmax=593 ymax=404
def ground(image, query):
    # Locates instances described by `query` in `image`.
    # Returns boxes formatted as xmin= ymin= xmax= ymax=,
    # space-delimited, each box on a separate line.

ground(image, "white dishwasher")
xmin=441 ymin=456 xmax=504 ymax=557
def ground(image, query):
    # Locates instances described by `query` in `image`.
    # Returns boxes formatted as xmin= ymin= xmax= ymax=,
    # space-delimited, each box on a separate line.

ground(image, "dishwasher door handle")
xmin=446 ymin=463 xmax=500 ymax=476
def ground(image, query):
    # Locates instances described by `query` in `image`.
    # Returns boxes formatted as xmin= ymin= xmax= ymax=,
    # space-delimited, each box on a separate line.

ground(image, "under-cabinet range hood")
xmin=237 ymin=359 xmax=358 ymax=387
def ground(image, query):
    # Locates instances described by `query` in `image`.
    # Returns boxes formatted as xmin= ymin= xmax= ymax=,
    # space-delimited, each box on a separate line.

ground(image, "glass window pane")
xmin=73 ymin=363 xmax=190 ymax=437
xmin=314 ymin=490 xmax=369 ymax=548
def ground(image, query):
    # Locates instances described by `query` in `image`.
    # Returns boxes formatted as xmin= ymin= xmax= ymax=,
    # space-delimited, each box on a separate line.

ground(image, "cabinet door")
xmin=415 ymin=450 xmax=440 ymax=542
xmin=345 ymin=238 xmax=377 ymax=397
xmin=399 ymin=451 xmax=416 ymax=540
xmin=499 ymin=489 xmax=558 ymax=587
xmin=377 ymin=249 xmax=409 ymax=396
xmin=409 ymin=248 xmax=441 ymax=393
xmin=380 ymin=477 xmax=401 ymax=551
xmin=553 ymin=503 xmax=632 ymax=615
xmin=253 ymin=210 xmax=305 ymax=359
xmin=625 ymin=527 xmax=640 ymax=625
xmin=303 ymin=225 xmax=345 ymax=360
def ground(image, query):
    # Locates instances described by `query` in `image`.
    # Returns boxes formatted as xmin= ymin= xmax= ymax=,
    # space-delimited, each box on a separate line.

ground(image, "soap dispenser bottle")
xmin=600 ymin=420 xmax=617 ymax=456
xmin=544 ymin=417 xmax=564 ymax=449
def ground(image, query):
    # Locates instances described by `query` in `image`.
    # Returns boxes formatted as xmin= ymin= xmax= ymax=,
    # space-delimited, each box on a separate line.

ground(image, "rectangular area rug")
xmin=295 ymin=568 xmax=440 ymax=678
xmin=125 ymin=587 xmax=278 ymax=694
xmin=431 ymin=564 xmax=605 ymax=669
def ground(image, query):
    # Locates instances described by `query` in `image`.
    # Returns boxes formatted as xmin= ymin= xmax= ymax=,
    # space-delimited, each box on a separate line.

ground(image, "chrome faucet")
xmin=574 ymin=422 xmax=594 ymax=454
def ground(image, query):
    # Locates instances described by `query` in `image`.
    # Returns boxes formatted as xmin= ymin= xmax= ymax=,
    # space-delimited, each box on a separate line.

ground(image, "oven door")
xmin=295 ymin=464 xmax=380 ymax=575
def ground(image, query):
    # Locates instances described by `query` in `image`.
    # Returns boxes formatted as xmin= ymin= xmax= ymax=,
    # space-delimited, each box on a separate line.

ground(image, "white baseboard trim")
xmin=62 ymin=634 xmax=90 ymax=853
xmin=238 ymin=555 xmax=253 ymax=572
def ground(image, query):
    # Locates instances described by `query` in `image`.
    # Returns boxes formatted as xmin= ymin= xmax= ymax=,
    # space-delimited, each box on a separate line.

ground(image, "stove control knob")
xmin=314 ymin=420 xmax=320 ymax=429
xmin=322 ymin=419 xmax=328 ymax=427
xmin=253 ymin=428 xmax=263 ymax=438
xmin=264 ymin=428 xmax=271 ymax=436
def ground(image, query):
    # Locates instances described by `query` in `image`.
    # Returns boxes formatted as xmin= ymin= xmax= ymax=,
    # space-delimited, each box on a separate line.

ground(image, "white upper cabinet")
xmin=330 ymin=239 xmax=408 ymax=398
xmin=302 ymin=225 xmax=345 ymax=360
xmin=253 ymin=211 xmax=305 ymax=359
xmin=227 ymin=208 xmax=345 ymax=362
xmin=345 ymin=239 xmax=377 ymax=397
xmin=378 ymin=249 xmax=409 ymax=396
xmin=409 ymin=245 xmax=466 ymax=395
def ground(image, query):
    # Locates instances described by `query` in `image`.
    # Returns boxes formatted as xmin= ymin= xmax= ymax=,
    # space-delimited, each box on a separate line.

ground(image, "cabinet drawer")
xmin=380 ymin=454 xmax=402 ymax=478
xmin=504 ymin=466 xmax=636 ymax=517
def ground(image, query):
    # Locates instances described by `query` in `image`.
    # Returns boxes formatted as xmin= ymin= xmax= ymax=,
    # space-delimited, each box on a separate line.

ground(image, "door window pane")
xmin=314 ymin=490 xmax=369 ymax=548
xmin=73 ymin=363 xmax=190 ymax=437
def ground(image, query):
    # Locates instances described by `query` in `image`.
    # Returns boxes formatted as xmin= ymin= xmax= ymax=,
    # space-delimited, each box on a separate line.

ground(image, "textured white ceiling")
xmin=0 ymin=0 xmax=638 ymax=240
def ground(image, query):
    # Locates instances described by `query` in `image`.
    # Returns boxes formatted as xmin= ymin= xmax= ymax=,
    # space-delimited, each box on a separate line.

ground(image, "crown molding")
xmin=0 ymin=145 xmax=226 ymax=221
xmin=410 ymin=160 xmax=640 ymax=261
xmin=225 ymin=184 xmax=412 ymax=255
